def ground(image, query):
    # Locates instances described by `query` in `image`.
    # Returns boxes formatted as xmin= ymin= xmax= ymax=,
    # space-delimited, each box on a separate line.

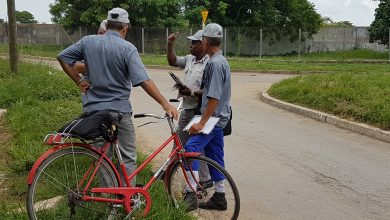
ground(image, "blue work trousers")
xmin=184 ymin=127 xmax=225 ymax=181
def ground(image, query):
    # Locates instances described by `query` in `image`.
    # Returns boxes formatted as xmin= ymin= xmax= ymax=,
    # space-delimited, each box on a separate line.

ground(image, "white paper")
xmin=183 ymin=115 xmax=220 ymax=135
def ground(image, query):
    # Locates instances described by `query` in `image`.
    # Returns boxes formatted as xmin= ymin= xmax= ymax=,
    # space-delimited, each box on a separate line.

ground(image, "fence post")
xmin=28 ymin=25 xmax=32 ymax=45
xmin=224 ymin=28 xmax=227 ymax=57
xmin=142 ymin=27 xmax=145 ymax=55
xmin=166 ymin=28 xmax=168 ymax=43
xmin=259 ymin=28 xmax=262 ymax=60
xmin=354 ymin=27 xmax=358 ymax=49
xmin=7 ymin=0 xmax=18 ymax=73
xmin=388 ymin=28 xmax=390 ymax=63
xmin=298 ymin=28 xmax=301 ymax=61
xmin=343 ymin=28 xmax=345 ymax=51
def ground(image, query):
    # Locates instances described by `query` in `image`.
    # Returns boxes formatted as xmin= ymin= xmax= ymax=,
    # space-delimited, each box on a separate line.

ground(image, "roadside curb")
xmin=260 ymin=91 xmax=390 ymax=144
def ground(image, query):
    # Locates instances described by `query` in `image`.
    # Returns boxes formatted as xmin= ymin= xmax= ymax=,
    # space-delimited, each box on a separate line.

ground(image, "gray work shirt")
xmin=58 ymin=30 xmax=149 ymax=113
xmin=201 ymin=50 xmax=231 ymax=128
xmin=176 ymin=54 xmax=209 ymax=109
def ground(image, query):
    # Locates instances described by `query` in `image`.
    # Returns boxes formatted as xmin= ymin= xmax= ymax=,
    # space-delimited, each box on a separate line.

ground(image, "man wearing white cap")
xmin=57 ymin=7 xmax=178 ymax=186
xmin=167 ymin=30 xmax=208 ymax=145
xmin=98 ymin=19 xmax=107 ymax=35
xmin=166 ymin=30 xmax=212 ymax=196
xmin=184 ymin=23 xmax=232 ymax=211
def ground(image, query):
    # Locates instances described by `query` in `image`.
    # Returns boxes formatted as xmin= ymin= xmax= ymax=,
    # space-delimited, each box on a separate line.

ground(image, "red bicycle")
xmin=26 ymin=99 xmax=240 ymax=219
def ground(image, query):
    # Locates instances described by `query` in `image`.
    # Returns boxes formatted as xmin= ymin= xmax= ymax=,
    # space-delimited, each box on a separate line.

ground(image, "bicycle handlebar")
xmin=133 ymin=113 xmax=165 ymax=119
xmin=134 ymin=98 xmax=182 ymax=120
xmin=133 ymin=98 xmax=183 ymax=130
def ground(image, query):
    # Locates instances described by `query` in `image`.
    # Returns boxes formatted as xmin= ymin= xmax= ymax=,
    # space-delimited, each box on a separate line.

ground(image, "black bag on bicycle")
xmin=58 ymin=110 xmax=122 ymax=142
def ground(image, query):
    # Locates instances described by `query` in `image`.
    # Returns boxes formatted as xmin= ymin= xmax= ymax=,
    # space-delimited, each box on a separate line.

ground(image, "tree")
xmin=321 ymin=16 xmax=353 ymax=27
xmin=49 ymin=0 xmax=322 ymax=44
xmin=0 ymin=18 xmax=4 ymax=23
xmin=181 ymin=0 xmax=322 ymax=56
xmin=183 ymin=0 xmax=322 ymax=40
xmin=15 ymin=11 xmax=38 ymax=24
xmin=49 ymin=0 xmax=186 ymax=30
xmin=369 ymin=0 xmax=390 ymax=46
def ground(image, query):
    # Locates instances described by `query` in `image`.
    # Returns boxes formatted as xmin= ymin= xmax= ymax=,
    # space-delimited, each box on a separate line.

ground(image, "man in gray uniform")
xmin=57 ymin=7 xmax=178 ymax=185
xmin=167 ymin=30 xmax=208 ymax=146
xmin=184 ymin=23 xmax=232 ymax=211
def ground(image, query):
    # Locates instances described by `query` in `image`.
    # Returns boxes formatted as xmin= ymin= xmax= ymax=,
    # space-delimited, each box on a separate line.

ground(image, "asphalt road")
xmin=132 ymin=68 xmax=390 ymax=220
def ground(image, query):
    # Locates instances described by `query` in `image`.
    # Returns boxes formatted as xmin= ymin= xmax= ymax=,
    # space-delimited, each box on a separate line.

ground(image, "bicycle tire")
xmin=167 ymin=155 xmax=240 ymax=220
xmin=27 ymin=147 xmax=121 ymax=220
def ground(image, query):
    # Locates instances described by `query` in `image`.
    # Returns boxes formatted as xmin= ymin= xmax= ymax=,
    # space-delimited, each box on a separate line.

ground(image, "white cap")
xmin=107 ymin=8 xmax=129 ymax=24
xmin=187 ymin=30 xmax=203 ymax=41
xmin=99 ymin=20 xmax=107 ymax=31
xmin=203 ymin=23 xmax=223 ymax=38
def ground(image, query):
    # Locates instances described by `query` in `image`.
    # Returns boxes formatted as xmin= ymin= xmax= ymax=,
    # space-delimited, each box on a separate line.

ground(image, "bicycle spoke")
xmin=41 ymin=169 xmax=76 ymax=194
xmin=71 ymin=146 xmax=80 ymax=190
xmin=167 ymin=155 xmax=240 ymax=220
xmin=28 ymin=148 xmax=120 ymax=220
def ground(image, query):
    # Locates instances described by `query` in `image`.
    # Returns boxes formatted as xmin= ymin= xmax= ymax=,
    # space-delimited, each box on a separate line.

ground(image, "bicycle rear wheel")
xmin=27 ymin=147 xmax=121 ymax=220
xmin=167 ymin=155 xmax=240 ymax=220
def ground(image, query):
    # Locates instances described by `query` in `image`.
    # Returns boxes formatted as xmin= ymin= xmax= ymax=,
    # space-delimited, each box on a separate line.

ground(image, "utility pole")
xmin=7 ymin=0 xmax=18 ymax=73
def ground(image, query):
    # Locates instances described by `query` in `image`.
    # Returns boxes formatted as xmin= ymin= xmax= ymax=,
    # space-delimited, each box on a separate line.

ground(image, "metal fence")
xmin=0 ymin=23 xmax=389 ymax=58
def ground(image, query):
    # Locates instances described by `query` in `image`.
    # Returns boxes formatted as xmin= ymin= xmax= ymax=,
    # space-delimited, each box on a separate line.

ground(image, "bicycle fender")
xmin=26 ymin=144 xmax=121 ymax=186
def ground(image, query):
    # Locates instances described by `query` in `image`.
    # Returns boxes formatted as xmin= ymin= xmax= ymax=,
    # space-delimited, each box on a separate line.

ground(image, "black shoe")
xmin=199 ymin=192 xmax=227 ymax=211
xmin=183 ymin=191 xmax=198 ymax=212
xmin=197 ymin=180 xmax=213 ymax=191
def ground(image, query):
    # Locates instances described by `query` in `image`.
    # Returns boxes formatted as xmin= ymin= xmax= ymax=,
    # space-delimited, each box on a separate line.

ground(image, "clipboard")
xmin=169 ymin=71 xmax=186 ymax=89
xmin=183 ymin=115 xmax=220 ymax=135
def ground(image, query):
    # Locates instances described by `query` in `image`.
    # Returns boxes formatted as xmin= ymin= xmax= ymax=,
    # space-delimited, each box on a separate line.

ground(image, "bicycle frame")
xmin=27 ymin=112 xmax=201 ymax=215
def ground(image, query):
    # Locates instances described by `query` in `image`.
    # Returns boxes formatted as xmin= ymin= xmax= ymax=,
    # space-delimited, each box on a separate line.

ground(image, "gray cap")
xmin=187 ymin=30 xmax=203 ymax=41
xmin=203 ymin=23 xmax=223 ymax=38
xmin=99 ymin=20 xmax=107 ymax=31
xmin=107 ymin=8 xmax=129 ymax=24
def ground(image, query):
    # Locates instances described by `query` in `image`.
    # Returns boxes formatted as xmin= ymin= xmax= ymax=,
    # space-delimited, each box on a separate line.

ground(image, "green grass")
xmin=0 ymin=44 xmax=66 ymax=58
xmin=268 ymin=72 xmax=390 ymax=130
xmin=252 ymin=49 xmax=389 ymax=61
xmin=0 ymin=59 xmax=193 ymax=219
xmin=141 ymin=52 xmax=390 ymax=75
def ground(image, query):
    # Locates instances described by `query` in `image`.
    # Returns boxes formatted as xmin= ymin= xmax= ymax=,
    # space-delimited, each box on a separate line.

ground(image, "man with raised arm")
xmin=183 ymin=23 xmax=232 ymax=211
xmin=167 ymin=30 xmax=208 ymax=146
xmin=57 ymin=7 xmax=178 ymax=185
xmin=166 ymin=30 xmax=213 ymax=189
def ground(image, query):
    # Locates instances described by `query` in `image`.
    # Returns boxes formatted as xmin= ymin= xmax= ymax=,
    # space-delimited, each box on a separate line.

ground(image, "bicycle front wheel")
xmin=27 ymin=147 xmax=121 ymax=220
xmin=167 ymin=155 xmax=240 ymax=220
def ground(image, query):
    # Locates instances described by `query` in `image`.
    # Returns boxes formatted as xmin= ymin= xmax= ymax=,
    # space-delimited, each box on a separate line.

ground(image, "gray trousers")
xmin=178 ymin=109 xmax=210 ymax=182
xmin=99 ymin=113 xmax=137 ymax=186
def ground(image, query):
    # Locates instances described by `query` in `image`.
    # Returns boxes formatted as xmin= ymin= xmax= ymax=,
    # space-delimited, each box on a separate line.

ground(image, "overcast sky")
xmin=0 ymin=0 xmax=379 ymax=26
